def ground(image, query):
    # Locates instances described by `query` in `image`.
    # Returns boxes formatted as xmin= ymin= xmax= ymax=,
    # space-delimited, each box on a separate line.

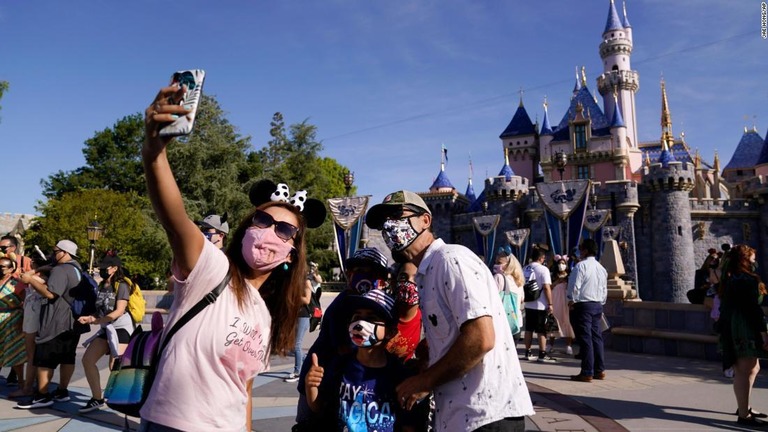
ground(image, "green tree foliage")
xmin=34 ymin=101 xmax=354 ymax=286
xmin=25 ymin=189 xmax=171 ymax=287
xmin=0 ymin=81 xmax=8 ymax=122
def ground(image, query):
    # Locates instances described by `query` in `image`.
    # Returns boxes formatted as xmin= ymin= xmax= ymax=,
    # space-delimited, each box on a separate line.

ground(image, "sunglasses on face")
xmin=0 ymin=245 xmax=8 ymax=252
xmin=251 ymin=209 xmax=299 ymax=242
xmin=202 ymin=231 xmax=220 ymax=240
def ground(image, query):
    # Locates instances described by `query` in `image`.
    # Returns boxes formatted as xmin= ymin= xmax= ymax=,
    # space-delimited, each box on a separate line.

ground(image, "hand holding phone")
xmin=158 ymin=69 xmax=206 ymax=137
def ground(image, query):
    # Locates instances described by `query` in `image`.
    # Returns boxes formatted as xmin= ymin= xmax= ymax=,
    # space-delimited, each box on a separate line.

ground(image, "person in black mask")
xmin=75 ymin=252 xmax=136 ymax=414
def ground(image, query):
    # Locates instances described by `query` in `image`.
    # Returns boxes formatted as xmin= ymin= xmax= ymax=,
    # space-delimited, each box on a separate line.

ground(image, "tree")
xmin=25 ymin=189 xmax=171 ymax=287
xmin=0 ymin=81 xmax=8 ymax=122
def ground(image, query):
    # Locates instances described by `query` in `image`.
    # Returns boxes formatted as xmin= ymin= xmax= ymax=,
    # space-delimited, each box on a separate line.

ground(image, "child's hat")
xmin=343 ymin=289 xmax=396 ymax=325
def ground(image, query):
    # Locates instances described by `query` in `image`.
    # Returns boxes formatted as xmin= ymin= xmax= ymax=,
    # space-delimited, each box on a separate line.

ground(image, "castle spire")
xmin=540 ymin=97 xmax=553 ymax=135
xmin=465 ymin=155 xmax=476 ymax=203
xmin=518 ymin=87 xmax=524 ymax=108
xmin=621 ymin=0 xmax=631 ymax=27
xmin=581 ymin=66 xmax=588 ymax=88
xmin=604 ymin=0 xmax=623 ymax=34
xmin=660 ymin=79 xmax=674 ymax=150
xmin=610 ymin=92 xmax=625 ymax=128
xmin=714 ymin=151 xmax=720 ymax=171
xmin=573 ymin=66 xmax=581 ymax=94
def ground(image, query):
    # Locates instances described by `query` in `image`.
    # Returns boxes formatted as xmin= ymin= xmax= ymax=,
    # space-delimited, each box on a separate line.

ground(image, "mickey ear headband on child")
xmin=248 ymin=179 xmax=327 ymax=229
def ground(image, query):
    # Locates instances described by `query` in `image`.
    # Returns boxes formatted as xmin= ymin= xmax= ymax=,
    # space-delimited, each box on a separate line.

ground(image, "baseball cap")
xmin=365 ymin=190 xmax=431 ymax=230
xmin=342 ymin=289 xmax=396 ymax=326
xmin=196 ymin=214 xmax=229 ymax=234
xmin=345 ymin=248 xmax=389 ymax=275
xmin=55 ymin=240 xmax=78 ymax=257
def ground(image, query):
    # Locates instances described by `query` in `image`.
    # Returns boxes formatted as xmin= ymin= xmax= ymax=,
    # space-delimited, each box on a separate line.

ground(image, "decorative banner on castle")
xmin=535 ymin=180 xmax=590 ymax=221
xmin=328 ymin=196 xmax=370 ymax=273
xmin=601 ymin=225 xmax=620 ymax=241
xmin=505 ymin=228 xmax=530 ymax=264
xmin=472 ymin=214 xmax=500 ymax=266
xmin=583 ymin=209 xmax=610 ymax=232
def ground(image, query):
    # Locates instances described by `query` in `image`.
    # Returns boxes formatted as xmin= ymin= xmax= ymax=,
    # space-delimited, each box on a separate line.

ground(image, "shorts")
xmin=34 ymin=331 xmax=79 ymax=369
xmin=524 ymin=308 xmax=547 ymax=334
xmin=97 ymin=328 xmax=132 ymax=344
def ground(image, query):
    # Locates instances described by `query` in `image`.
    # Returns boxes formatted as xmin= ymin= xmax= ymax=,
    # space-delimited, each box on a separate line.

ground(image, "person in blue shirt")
xmin=305 ymin=289 xmax=424 ymax=432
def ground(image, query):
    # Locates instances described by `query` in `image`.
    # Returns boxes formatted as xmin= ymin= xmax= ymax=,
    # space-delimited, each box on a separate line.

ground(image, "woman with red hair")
xmin=718 ymin=244 xmax=768 ymax=426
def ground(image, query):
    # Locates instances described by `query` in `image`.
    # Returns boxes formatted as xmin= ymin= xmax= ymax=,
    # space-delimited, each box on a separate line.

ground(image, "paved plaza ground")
xmin=1 ymin=294 xmax=766 ymax=431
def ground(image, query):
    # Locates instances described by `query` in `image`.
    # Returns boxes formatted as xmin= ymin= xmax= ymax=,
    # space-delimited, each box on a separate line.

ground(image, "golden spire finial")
xmin=694 ymin=149 xmax=701 ymax=168
xmin=581 ymin=66 xmax=587 ymax=87
xmin=660 ymin=79 xmax=674 ymax=149
xmin=543 ymin=95 xmax=548 ymax=111
xmin=714 ymin=150 xmax=720 ymax=170
xmin=504 ymin=147 xmax=510 ymax=166
xmin=519 ymin=87 xmax=524 ymax=107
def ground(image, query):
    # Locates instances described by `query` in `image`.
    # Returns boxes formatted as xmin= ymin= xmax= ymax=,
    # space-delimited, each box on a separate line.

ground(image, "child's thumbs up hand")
xmin=305 ymin=353 xmax=324 ymax=388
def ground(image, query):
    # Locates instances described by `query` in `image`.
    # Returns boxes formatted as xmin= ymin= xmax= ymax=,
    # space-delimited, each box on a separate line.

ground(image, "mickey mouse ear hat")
xmin=249 ymin=180 xmax=327 ymax=228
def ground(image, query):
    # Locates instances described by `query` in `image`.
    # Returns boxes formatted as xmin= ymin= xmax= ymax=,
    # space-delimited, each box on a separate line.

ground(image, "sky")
xmin=0 ymin=0 xmax=765 ymax=216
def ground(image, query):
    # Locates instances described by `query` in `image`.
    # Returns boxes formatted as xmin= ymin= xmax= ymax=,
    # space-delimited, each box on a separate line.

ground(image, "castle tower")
xmin=610 ymin=93 xmax=629 ymax=180
xmin=597 ymin=0 xmax=640 ymax=167
xmin=500 ymin=95 xmax=538 ymax=181
xmin=423 ymin=148 xmax=464 ymax=242
xmin=640 ymin=83 xmax=695 ymax=302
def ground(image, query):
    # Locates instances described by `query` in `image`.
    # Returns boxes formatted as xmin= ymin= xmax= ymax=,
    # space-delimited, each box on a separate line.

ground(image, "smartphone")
xmin=158 ymin=69 xmax=206 ymax=137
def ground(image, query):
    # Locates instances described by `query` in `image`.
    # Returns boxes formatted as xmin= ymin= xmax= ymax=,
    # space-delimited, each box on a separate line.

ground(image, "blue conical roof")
xmin=498 ymin=164 xmax=515 ymax=180
xmin=430 ymin=169 xmax=455 ymax=190
xmin=552 ymin=87 xmax=610 ymax=141
xmin=621 ymin=0 xmax=631 ymax=27
xmin=500 ymin=104 xmax=536 ymax=138
xmin=610 ymin=102 xmax=625 ymax=128
xmin=659 ymin=148 xmax=675 ymax=167
xmin=724 ymin=129 xmax=766 ymax=170
xmin=758 ymin=129 xmax=768 ymax=165
xmin=465 ymin=181 xmax=477 ymax=204
xmin=468 ymin=190 xmax=487 ymax=212
xmin=540 ymin=108 xmax=553 ymax=135
xmin=604 ymin=0 xmax=623 ymax=33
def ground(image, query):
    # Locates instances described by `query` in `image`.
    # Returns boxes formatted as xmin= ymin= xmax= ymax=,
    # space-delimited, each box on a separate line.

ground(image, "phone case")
xmin=158 ymin=69 xmax=206 ymax=137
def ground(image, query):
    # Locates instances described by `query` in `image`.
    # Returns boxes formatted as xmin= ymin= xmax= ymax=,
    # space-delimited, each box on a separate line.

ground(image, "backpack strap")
xmin=156 ymin=273 xmax=231 ymax=357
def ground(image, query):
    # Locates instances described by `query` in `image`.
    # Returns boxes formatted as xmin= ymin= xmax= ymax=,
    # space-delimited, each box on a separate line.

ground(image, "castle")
xmin=405 ymin=0 xmax=768 ymax=303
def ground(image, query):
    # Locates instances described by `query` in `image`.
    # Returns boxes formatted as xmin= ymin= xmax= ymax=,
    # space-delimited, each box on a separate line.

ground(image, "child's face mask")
xmin=348 ymin=319 xmax=384 ymax=347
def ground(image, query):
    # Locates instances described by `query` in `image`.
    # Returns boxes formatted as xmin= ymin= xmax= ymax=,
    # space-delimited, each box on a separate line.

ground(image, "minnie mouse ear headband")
xmin=554 ymin=254 xmax=569 ymax=263
xmin=497 ymin=245 xmax=512 ymax=257
xmin=249 ymin=180 xmax=327 ymax=229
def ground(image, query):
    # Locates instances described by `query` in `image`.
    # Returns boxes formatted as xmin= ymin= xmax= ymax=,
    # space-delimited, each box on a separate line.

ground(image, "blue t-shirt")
xmin=330 ymin=353 xmax=417 ymax=432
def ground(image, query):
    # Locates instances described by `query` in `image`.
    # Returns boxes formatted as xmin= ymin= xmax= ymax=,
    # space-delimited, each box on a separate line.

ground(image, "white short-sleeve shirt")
xmin=140 ymin=240 xmax=271 ymax=432
xmin=523 ymin=262 xmax=552 ymax=311
xmin=417 ymin=239 xmax=535 ymax=430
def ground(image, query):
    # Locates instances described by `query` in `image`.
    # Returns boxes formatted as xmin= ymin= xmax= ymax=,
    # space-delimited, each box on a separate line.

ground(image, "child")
xmin=305 ymin=289 xmax=423 ymax=431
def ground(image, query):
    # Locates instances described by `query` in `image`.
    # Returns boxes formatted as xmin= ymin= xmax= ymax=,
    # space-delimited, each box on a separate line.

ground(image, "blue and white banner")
xmin=535 ymin=180 xmax=590 ymax=221
xmin=584 ymin=209 xmax=610 ymax=232
xmin=328 ymin=196 xmax=370 ymax=272
xmin=473 ymin=215 xmax=500 ymax=266
xmin=505 ymin=229 xmax=530 ymax=264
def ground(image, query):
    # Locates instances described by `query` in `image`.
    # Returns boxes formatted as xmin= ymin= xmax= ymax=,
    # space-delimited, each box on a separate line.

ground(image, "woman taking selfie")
xmin=140 ymin=82 xmax=325 ymax=431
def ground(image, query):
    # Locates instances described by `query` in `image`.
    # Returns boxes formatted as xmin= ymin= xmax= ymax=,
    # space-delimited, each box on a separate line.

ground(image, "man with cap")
xmin=293 ymin=247 xmax=390 ymax=428
xmin=366 ymin=190 xmax=534 ymax=432
xmin=196 ymin=213 xmax=229 ymax=250
xmin=17 ymin=240 xmax=85 ymax=409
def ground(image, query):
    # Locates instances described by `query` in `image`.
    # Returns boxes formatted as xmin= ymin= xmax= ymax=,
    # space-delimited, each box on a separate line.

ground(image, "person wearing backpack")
xmin=16 ymin=240 xmax=83 ymax=409
xmin=76 ymin=253 xmax=136 ymax=413
xmin=522 ymin=247 xmax=557 ymax=363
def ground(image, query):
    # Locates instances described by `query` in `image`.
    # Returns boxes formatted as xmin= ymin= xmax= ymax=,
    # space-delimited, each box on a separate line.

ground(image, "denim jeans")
xmin=294 ymin=317 xmax=310 ymax=374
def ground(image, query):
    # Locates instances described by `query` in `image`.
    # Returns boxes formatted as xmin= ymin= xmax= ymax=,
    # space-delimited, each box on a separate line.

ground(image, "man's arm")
xmin=396 ymin=315 xmax=494 ymax=409
xmin=20 ymin=272 xmax=54 ymax=299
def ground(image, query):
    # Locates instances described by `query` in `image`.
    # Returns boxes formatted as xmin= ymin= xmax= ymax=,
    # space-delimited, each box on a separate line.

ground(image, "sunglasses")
xmin=251 ymin=209 xmax=299 ymax=242
xmin=0 ymin=246 xmax=8 ymax=252
xmin=202 ymin=231 xmax=220 ymax=240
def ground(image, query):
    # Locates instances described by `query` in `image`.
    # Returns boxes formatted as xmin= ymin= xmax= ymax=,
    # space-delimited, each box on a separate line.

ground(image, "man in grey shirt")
xmin=18 ymin=240 xmax=85 ymax=408
xmin=567 ymin=238 xmax=608 ymax=382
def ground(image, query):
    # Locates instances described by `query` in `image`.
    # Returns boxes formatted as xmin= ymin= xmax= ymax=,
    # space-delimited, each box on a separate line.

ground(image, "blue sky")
xmin=0 ymin=0 xmax=765 ymax=216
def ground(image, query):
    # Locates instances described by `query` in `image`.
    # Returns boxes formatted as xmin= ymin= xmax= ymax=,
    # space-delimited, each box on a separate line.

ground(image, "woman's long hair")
xmin=503 ymin=253 xmax=525 ymax=287
xmin=226 ymin=201 xmax=308 ymax=356
xmin=719 ymin=244 xmax=766 ymax=297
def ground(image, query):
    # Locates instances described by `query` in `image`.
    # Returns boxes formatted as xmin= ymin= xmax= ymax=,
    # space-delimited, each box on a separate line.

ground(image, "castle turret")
xmin=597 ymin=0 xmax=639 ymax=166
xmin=500 ymin=95 xmax=538 ymax=182
xmin=610 ymin=93 xmax=628 ymax=180
xmin=465 ymin=158 xmax=477 ymax=205
xmin=756 ymin=129 xmax=768 ymax=177
xmin=641 ymin=82 xmax=696 ymax=302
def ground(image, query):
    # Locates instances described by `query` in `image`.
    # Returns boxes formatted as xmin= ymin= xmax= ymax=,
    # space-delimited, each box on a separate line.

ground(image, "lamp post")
xmin=86 ymin=219 xmax=104 ymax=274
xmin=343 ymin=170 xmax=355 ymax=197
xmin=553 ymin=150 xmax=567 ymax=181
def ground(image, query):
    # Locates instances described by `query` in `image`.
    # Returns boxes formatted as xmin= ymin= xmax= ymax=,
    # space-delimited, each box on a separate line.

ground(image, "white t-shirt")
xmin=140 ymin=240 xmax=272 ymax=432
xmin=417 ymin=239 xmax=535 ymax=430
xmin=523 ymin=262 xmax=552 ymax=311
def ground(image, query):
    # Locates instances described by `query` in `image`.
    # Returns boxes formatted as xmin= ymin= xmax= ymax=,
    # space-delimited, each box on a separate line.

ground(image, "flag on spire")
xmin=442 ymin=143 xmax=448 ymax=162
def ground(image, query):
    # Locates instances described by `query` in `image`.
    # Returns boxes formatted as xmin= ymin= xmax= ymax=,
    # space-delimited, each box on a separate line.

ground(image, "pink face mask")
xmin=241 ymin=227 xmax=294 ymax=272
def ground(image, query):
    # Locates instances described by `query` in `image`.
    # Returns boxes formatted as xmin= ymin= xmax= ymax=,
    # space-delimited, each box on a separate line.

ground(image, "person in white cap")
xmin=196 ymin=213 xmax=229 ymax=250
xmin=367 ymin=190 xmax=535 ymax=432
xmin=17 ymin=240 xmax=84 ymax=409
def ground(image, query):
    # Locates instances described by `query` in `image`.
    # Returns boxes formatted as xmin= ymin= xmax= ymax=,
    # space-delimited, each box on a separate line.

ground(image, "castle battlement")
xmin=485 ymin=175 xmax=529 ymax=200
xmin=642 ymin=161 xmax=696 ymax=192
xmin=689 ymin=198 xmax=756 ymax=213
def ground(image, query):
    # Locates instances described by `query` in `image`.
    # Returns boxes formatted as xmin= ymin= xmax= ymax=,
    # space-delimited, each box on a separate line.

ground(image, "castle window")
xmin=577 ymin=165 xmax=589 ymax=179
xmin=574 ymin=124 xmax=587 ymax=151
xmin=612 ymin=65 xmax=618 ymax=71
xmin=737 ymin=170 xmax=743 ymax=176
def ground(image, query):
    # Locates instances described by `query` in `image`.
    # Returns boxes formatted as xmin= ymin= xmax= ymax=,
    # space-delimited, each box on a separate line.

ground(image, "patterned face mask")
xmin=396 ymin=280 xmax=419 ymax=306
xmin=348 ymin=319 xmax=383 ymax=347
xmin=381 ymin=217 xmax=422 ymax=252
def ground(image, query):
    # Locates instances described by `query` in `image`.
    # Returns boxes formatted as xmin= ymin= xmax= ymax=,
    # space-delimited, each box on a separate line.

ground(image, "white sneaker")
xmin=566 ymin=346 xmax=574 ymax=356
xmin=283 ymin=373 xmax=299 ymax=383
